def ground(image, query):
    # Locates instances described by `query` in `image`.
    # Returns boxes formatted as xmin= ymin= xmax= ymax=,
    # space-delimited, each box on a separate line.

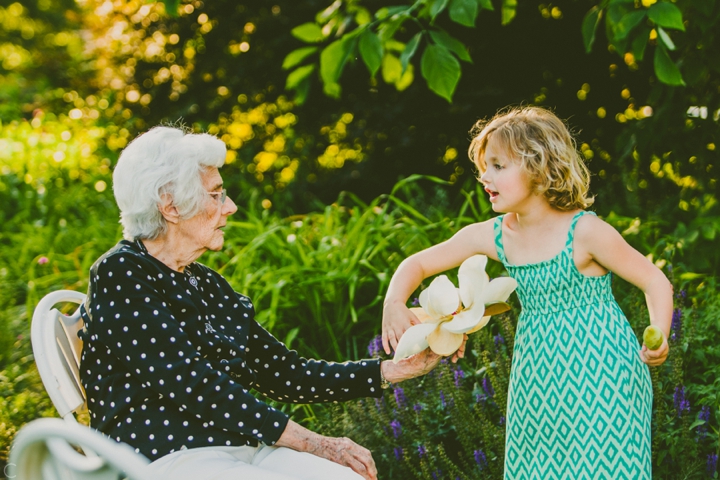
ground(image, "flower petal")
xmin=423 ymin=275 xmax=460 ymax=318
xmin=482 ymin=277 xmax=518 ymax=305
xmin=427 ymin=326 xmax=464 ymax=356
xmin=410 ymin=307 xmax=439 ymax=324
xmin=466 ymin=315 xmax=491 ymax=334
xmin=392 ymin=323 xmax=437 ymax=363
xmin=440 ymin=304 xmax=485 ymax=334
xmin=458 ymin=255 xmax=489 ymax=309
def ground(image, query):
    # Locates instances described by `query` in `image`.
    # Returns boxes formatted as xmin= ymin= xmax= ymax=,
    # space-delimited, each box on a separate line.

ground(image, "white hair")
xmin=113 ymin=126 xmax=227 ymax=240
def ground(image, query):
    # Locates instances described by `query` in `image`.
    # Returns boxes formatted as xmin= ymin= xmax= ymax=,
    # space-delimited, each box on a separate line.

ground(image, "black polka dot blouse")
xmin=79 ymin=239 xmax=382 ymax=461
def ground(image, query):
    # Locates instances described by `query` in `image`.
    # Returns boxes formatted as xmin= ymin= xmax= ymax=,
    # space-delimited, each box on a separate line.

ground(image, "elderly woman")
xmin=78 ymin=126 xmax=443 ymax=480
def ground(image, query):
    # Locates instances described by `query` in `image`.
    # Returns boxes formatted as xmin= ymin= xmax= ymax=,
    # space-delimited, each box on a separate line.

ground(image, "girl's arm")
xmin=382 ymin=220 xmax=497 ymax=354
xmin=577 ymin=216 xmax=673 ymax=366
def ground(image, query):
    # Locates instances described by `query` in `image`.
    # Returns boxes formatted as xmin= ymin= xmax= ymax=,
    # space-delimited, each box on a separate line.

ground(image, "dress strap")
xmin=566 ymin=210 xmax=596 ymax=251
xmin=493 ymin=215 xmax=508 ymax=265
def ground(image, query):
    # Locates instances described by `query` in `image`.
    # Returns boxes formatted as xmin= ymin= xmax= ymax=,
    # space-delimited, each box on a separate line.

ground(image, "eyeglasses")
xmin=208 ymin=188 xmax=227 ymax=205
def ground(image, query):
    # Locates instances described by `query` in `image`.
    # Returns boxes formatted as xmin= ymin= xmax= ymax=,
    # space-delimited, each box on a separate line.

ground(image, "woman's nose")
xmin=223 ymin=196 xmax=238 ymax=216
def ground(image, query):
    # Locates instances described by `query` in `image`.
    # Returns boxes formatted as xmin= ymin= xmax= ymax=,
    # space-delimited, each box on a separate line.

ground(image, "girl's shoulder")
xmin=573 ymin=211 xmax=621 ymax=246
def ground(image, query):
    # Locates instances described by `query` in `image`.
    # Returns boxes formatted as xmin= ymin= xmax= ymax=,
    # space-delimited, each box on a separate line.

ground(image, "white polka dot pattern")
xmin=78 ymin=240 xmax=382 ymax=461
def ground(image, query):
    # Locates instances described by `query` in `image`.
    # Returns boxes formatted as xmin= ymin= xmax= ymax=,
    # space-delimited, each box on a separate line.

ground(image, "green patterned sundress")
xmin=496 ymin=211 xmax=652 ymax=479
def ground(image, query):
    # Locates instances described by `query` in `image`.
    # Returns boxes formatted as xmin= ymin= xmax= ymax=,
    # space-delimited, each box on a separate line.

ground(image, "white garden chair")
xmin=19 ymin=289 xmax=155 ymax=479
xmin=7 ymin=417 xmax=152 ymax=480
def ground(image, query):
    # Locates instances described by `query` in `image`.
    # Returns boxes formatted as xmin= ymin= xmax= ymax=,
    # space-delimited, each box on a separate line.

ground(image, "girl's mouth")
xmin=485 ymin=188 xmax=499 ymax=200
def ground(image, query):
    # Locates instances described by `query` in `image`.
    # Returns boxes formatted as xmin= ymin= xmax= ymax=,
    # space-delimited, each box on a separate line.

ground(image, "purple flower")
xmin=476 ymin=393 xmax=487 ymax=404
xmin=499 ymin=415 xmax=505 ymax=426
xmin=411 ymin=297 xmax=420 ymax=307
xmin=708 ymin=453 xmax=718 ymax=477
xmin=440 ymin=390 xmax=446 ymax=409
xmin=494 ymin=334 xmax=505 ymax=347
xmin=393 ymin=386 xmax=406 ymax=408
xmin=474 ymin=449 xmax=487 ymax=468
xmin=482 ymin=377 xmax=495 ymax=397
xmin=38 ymin=256 xmax=49 ymax=265
xmin=697 ymin=406 xmax=711 ymax=440
xmin=374 ymin=397 xmax=384 ymax=412
xmin=390 ymin=419 xmax=401 ymax=439
xmin=367 ymin=335 xmax=383 ymax=357
xmin=418 ymin=444 xmax=426 ymax=458
xmin=413 ymin=403 xmax=422 ymax=413
xmin=393 ymin=447 xmax=403 ymax=460
xmin=671 ymin=308 xmax=682 ymax=333
xmin=454 ymin=368 xmax=465 ymax=387
xmin=431 ymin=469 xmax=442 ymax=479
xmin=673 ymin=385 xmax=690 ymax=417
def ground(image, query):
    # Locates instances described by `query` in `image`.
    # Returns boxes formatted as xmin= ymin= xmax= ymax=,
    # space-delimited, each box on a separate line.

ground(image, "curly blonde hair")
xmin=468 ymin=106 xmax=594 ymax=211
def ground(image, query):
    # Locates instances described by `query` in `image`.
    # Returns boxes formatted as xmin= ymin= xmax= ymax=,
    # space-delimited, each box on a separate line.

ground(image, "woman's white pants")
xmin=145 ymin=444 xmax=364 ymax=480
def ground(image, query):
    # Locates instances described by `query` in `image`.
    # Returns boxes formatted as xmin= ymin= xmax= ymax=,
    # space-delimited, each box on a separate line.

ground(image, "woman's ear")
xmin=158 ymin=193 xmax=180 ymax=224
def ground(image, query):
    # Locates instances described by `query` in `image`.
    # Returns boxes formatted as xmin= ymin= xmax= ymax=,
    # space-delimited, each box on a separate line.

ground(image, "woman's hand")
xmin=381 ymin=348 xmax=442 ymax=384
xmin=382 ymin=301 xmax=420 ymax=355
xmin=640 ymin=335 xmax=669 ymax=366
xmin=276 ymin=421 xmax=377 ymax=480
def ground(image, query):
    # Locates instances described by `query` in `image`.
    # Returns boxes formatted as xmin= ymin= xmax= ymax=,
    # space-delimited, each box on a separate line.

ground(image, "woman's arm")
xmin=382 ymin=220 xmax=497 ymax=354
xmin=577 ymin=216 xmax=673 ymax=366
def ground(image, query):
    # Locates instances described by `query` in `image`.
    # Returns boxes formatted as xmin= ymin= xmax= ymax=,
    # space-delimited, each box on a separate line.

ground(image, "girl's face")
xmin=478 ymin=136 xmax=534 ymax=213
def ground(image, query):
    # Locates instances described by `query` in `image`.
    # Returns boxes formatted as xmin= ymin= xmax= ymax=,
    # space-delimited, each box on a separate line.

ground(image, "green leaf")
xmin=421 ymin=44 xmax=461 ymax=102
xmin=648 ymin=2 xmax=685 ymax=31
xmin=449 ymin=0 xmax=479 ymax=27
xmin=478 ymin=0 xmax=494 ymax=12
xmin=376 ymin=6 xmax=408 ymax=20
xmin=355 ymin=7 xmax=372 ymax=25
xmin=582 ymin=7 xmax=602 ymax=53
xmin=286 ymin=64 xmax=315 ymax=90
xmin=323 ymin=82 xmax=341 ymax=99
xmin=501 ymin=0 xmax=517 ymax=25
xmin=616 ymin=11 xmax=646 ymax=40
xmin=282 ymin=47 xmax=318 ymax=70
xmin=688 ymin=419 xmax=707 ymax=430
xmin=654 ymin=43 xmax=685 ymax=86
xmin=382 ymin=53 xmax=402 ymax=83
xmin=316 ymin=0 xmax=342 ymax=23
xmin=163 ymin=0 xmax=179 ymax=17
xmin=291 ymin=23 xmax=325 ymax=43
xmin=631 ymin=27 xmax=650 ymax=61
xmin=429 ymin=30 xmax=472 ymax=62
xmin=378 ymin=15 xmax=407 ymax=42
xmin=320 ymin=38 xmax=353 ymax=87
xmin=359 ymin=30 xmax=383 ymax=77
xmin=429 ymin=0 xmax=450 ymax=20
xmin=400 ymin=32 xmax=422 ymax=74
xmin=657 ymin=26 xmax=676 ymax=51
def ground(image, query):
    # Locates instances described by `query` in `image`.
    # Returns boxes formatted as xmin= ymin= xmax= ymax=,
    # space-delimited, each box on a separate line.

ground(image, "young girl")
xmin=381 ymin=106 xmax=672 ymax=479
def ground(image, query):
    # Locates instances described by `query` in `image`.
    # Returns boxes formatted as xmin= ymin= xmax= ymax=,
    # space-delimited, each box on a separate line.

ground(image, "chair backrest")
xmin=8 ymin=417 xmax=153 ymax=480
xmin=31 ymin=290 xmax=87 ymax=422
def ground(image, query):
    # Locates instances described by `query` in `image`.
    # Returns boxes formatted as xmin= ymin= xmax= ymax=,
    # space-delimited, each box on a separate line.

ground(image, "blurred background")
xmin=1 ymin=0 xmax=718 ymax=478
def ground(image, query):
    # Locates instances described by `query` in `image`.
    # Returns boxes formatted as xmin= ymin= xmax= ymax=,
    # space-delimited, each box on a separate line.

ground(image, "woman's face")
xmin=179 ymin=167 xmax=237 ymax=252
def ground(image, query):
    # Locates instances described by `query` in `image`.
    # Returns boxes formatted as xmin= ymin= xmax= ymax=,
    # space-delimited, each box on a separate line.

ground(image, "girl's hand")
xmin=382 ymin=302 xmax=421 ymax=355
xmin=640 ymin=335 xmax=669 ymax=366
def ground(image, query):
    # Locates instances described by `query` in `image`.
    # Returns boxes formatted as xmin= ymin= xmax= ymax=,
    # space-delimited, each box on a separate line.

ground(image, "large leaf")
xmin=320 ymin=38 xmax=354 ymax=98
xmin=654 ymin=43 xmax=685 ymax=86
xmin=400 ymin=32 xmax=422 ymax=74
xmin=429 ymin=30 xmax=472 ymax=62
xmin=291 ymin=23 xmax=325 ymax=43
xmin=163 ymin=0 xmax=179 ymax=17
xmin=648 ymin=2 xmax=685 ymax=31
xmin=582 ymin=6 xmax=602 ymax=53
xmin=615 ymin=11 xmax=646 ymax=40
xmin=501 ymin=0 xmax=517 ymax=25
xmin=286 ymin=64 xmax=315 ymax=90
xmin=359 ymin=30 xmax=383 ymax=77
xmin=421 ymin=44 xmax=461 ymax=102
xmin=631 ymin=26 xmax=650 ymax=61
xmin=449 ymin=0 xmax=479 ymax=27
xmin=429 ymin=0 xmax=450 ymax=20
xmin=282 ymin=47 xmax=318 ymax=70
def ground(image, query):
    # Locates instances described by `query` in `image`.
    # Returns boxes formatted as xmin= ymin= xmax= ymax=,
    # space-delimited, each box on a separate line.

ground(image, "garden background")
xmin=1 ymin=0 xmax=719 ymax=478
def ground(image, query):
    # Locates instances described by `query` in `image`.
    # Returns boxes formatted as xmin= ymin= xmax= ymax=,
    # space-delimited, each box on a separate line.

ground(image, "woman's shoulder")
xmin=91 ymin=239 xmax=157 ymax=276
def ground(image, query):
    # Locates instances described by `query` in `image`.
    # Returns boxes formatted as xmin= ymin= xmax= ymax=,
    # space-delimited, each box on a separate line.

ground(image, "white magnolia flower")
xmin=393 ymin=255 xmax=518 ymax=362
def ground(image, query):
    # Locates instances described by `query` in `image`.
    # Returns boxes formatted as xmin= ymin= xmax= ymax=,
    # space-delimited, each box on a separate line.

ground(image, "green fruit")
xmin=643 ymin=325 xmax=664 ymax=350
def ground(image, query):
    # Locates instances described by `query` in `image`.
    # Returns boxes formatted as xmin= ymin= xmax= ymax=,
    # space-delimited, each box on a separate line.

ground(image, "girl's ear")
xmin=158 ymin=193 xmax=180 ymax=224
